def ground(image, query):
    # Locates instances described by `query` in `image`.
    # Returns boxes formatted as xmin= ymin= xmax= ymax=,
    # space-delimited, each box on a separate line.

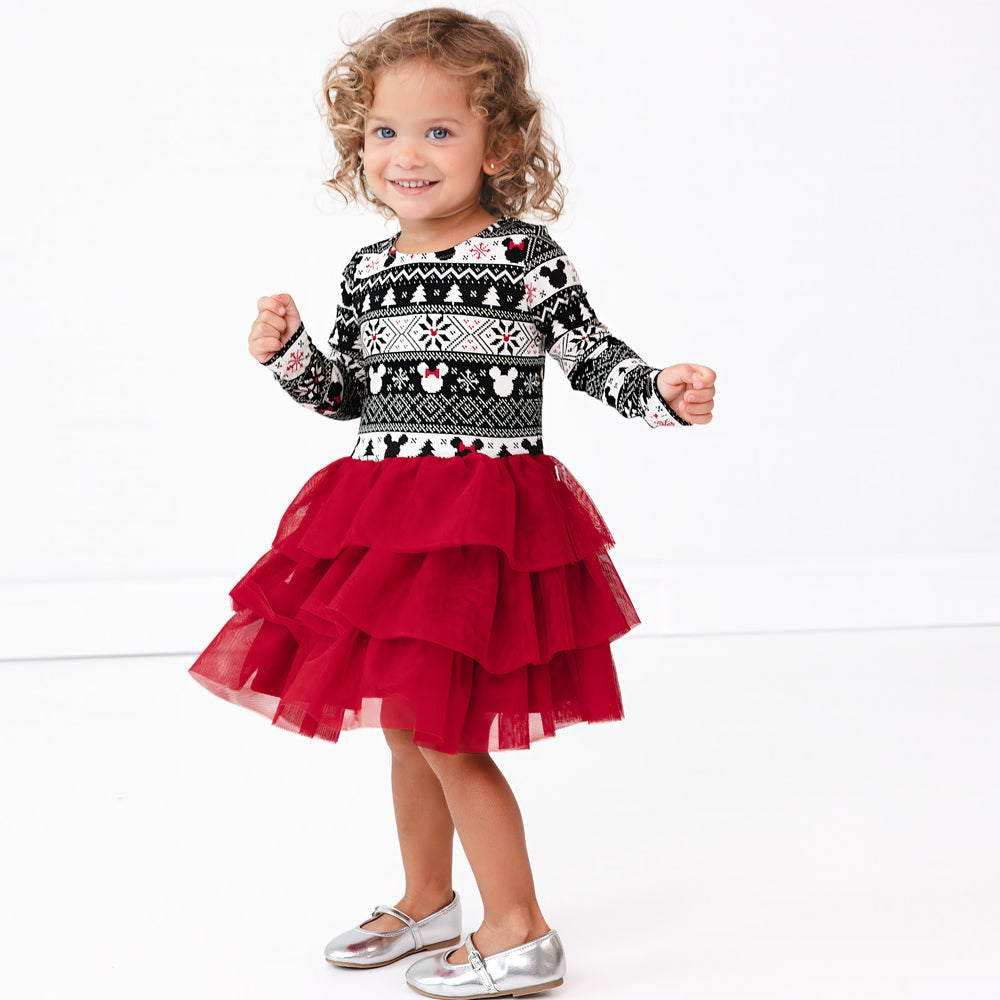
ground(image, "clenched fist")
xmin=249 ymin=293 xmax=303 ymax=363
xmin=656 ymin=364 xmax=716 ymax=424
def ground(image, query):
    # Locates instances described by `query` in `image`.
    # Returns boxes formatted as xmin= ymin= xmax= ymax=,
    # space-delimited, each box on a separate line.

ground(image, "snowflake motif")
xmin=300 ymin=360 xmax=326 ymax=400
xmin=419 ymin=314 xmax=450 ymax=350
xmin=524 ymin=282 xmax=538 ymax=306
xmin=391 ymin=368 xmax=409 ymax=390
xmin=523 ymin=371 xmax=541 ymax=392
xmin=469 ymin=242 xmax=493 ymax=260
xmin=365 ymin=323 xmax=389 ymax=351
xmin=286 ymin=348 xmax=305 ymax=374
xmin=364 ymin=257 xmax=378 ymax=272
xmin=488 ymin=322 xmax=521 ymax=355
xmin=456 ymin=369 xmax=479 ymax=393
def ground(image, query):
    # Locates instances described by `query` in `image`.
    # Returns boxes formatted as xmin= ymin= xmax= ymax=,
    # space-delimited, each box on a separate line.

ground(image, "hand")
xmin=249 ymin=293 xmax=302 ymax=363
xmin=656 ymin=364 xmax=716 ymax=424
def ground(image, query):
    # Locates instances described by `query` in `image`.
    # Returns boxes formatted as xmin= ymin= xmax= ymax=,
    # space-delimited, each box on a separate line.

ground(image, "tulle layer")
xmin=270 ymin=452 xmax=616 ymax=571
xmin=189 ymin=454 xmax=638 ymax=753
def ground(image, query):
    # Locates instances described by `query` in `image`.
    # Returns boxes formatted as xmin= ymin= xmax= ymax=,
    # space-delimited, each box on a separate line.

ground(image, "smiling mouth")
xmin=388 ymin=179 xmax=439 ymax=192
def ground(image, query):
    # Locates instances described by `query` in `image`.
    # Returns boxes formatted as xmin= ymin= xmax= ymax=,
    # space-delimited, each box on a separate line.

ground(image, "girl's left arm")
xmin=529 ymin=237 xmax=714 ymax=427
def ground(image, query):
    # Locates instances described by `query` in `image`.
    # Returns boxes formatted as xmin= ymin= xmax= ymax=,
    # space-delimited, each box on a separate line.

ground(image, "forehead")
xmin=369 ymin=59 xmax=474 ymax=119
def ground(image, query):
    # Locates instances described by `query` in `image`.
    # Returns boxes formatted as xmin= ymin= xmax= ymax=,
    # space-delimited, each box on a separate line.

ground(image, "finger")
xmin=684 ymin=386 xmax=715 ymax=403
xmin=256 ymin=309 xmax=287 ymax=333
xmin=691 ymin=365 xmax=716 ymax=388
xmin=683 ymin=400 xmax=714 ymax=416
xmin=252 ymin=336 xmax=284 ymax=355
xmin=256 ymin=295 xmax=288 ymax=318
xmin=250 ymin=320 xmax=284 ymax=343
xmin=674 ymin=364 xmax=700 ymax=384
xmin=684 ymin=411 xmax=713 ymax=424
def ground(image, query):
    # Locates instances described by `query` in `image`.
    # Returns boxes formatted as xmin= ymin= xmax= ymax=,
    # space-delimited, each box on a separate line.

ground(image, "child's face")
xmin=364 ymin=59 xmax=493 ymax=229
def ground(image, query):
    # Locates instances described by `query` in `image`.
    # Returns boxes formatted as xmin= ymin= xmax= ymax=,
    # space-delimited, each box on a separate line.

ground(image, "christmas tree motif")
xmin=482 ymin=285 xmax=501 ymax=308
xmin=363 ymin=439 xmax=376 ymax=458
xmin=383 ymin=287 xmax=396 ymax=307
xmin=411 ymin=283 xmax=427 ymax=304
xmin=497 ymin=443 xmax=511 ymax=457
xmin=418 ymin=439 xmax=436 ymax=457
xmin=445 ymin=283 xmax=462 ymax=304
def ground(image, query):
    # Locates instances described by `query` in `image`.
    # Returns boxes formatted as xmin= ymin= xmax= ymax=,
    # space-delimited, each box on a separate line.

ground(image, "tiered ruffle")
xmin=188 ymin=454 xmax=638 ymax=752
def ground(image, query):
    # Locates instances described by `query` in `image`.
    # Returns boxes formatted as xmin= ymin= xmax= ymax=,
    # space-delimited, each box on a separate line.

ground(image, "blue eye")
xmin=374 ymin=126 xmax=396 ymax=139
xmin=428 ymin=127 xmax=450 ymax=140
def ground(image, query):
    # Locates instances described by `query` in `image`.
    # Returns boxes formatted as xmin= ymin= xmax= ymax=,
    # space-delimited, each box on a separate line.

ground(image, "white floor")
xmin=2 ymin=626 xmax=999 ymax=1000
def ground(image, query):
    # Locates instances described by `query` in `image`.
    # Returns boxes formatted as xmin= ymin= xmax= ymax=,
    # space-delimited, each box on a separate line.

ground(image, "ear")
xmin=483 ymin=129 xmax=522 ymax=175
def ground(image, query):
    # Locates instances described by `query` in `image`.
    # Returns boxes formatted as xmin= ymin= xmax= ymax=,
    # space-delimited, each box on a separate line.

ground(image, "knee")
xmin=382 ymin=728 xmax=423 ymax=761
xmin=419 ymin=746 xmax=492 ymax=779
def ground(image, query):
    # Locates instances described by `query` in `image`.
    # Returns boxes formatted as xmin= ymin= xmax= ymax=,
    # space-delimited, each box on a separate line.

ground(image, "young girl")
xmin=189 ymin=8 xmax=715 ymax=998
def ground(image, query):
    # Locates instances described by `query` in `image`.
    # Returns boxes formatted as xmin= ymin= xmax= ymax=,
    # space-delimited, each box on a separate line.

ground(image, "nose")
xmin=392 ymin=137 xmax=424 ymax=170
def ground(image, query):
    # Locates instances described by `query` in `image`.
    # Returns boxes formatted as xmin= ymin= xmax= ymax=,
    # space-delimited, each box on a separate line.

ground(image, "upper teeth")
xmin=395 ymin=180 xmax=432 ymax=188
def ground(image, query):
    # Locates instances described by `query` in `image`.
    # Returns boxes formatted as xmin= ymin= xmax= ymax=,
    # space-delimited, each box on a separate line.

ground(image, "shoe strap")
xmin=372 ymin=904 xmax=422 ymax=951
xmin=465 ymin=934 xmax=499 ymax=994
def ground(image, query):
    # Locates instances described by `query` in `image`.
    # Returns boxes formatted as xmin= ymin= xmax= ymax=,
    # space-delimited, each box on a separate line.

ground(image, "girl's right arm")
xmin=248 ymin=256 xmax=368 ymax=420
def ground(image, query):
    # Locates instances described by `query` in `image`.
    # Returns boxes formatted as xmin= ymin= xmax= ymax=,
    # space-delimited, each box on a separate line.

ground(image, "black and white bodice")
xmin=265 ymin=217 xmax=688 ymax=460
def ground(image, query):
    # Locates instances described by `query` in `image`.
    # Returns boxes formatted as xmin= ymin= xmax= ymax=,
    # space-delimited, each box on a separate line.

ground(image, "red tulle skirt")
xmin=188 ymin=453 xmax=638 ymax=753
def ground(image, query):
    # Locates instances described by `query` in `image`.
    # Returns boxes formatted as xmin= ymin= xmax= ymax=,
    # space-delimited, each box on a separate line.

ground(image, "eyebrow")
xmin=367 ymin=116 xmax=467 ymax=126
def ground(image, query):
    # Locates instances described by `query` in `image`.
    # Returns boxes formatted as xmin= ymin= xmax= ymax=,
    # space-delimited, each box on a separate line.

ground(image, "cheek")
xmin=362 ymin=147 xmax=385 ymax=174
xmin=454 ymin=149 xmax=486 ymax=177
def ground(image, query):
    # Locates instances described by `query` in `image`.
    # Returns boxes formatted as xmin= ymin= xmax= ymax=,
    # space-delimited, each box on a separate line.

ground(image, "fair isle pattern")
xmin=265 ymin=218 xmax=689 ymax=459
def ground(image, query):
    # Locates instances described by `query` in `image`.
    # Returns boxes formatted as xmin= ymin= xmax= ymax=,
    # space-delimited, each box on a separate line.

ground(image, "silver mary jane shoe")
xmin=323 ymin=893 xmax=462 ymax=969
xmin=405 ymin=930 xmax=565 ymax=998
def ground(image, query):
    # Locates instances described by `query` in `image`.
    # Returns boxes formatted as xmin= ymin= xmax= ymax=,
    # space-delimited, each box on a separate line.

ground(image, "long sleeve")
xmin=526 ymin=233 xmax=690 ymax=428
xmin=262 ymin=254 xmax=368 ymax=420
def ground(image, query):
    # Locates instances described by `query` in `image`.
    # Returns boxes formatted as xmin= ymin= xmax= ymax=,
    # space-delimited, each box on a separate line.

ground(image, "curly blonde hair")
xmin=319 ymin=7 xmax=564 ymax=221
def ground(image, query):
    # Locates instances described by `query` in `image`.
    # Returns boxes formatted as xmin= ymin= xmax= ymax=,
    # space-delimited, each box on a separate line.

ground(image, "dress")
xmin=188 ymin=217 xmax=689 ymax=753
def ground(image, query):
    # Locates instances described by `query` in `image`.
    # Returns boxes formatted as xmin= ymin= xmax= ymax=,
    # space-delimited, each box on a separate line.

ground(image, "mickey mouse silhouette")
xmin=539 ymin=259 xmax=568 ymax=288
xmin=369 ymin=363 xmax=387 ymax=394
xmin=489 ymin=366 xmax=518 ymax=397
xmin=383 ymin=433 xmax=408 ymax=457
xmin=418 ymin=361 xmax=449 ymax=392
xmin=316 ymin=379 xmax=344 ymax=415
xmin=450 ymin=437 xmax=484 ymax=457
xmin=502 ymin=237 xmax=526 ymax=263
xmin=520 ymin=438 xmax=544 ymax=455
xmin=555 ymin=299 xmax=585 ymax=329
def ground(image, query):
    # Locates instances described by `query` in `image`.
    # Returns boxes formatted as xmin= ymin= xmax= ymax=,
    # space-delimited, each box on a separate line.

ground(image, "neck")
xmin=394 ymin=205 xmax=500 ymax=254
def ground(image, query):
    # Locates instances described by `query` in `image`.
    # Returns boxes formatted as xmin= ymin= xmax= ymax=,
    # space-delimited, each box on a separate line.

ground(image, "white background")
xmin=4 ymin=631 xmax=999 ymax=999
xmin=2 ymin=6 xmax=999 ymax=999
xmin=1 ymin=0 xmax=997 ymax=653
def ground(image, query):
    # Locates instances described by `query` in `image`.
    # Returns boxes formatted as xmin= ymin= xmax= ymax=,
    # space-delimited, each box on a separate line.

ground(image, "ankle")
xmin=398 ymin=887 xmax=455 ymax=920
xmin=479 ymin=905 xmax=549 ymax=946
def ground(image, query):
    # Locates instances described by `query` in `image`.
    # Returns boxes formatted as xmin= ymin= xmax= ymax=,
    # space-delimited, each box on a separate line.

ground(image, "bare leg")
xmin=419 ymin=747 xmax=550 ymax=961
xmin=363 ymin=729 xmax=456 ymax=933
